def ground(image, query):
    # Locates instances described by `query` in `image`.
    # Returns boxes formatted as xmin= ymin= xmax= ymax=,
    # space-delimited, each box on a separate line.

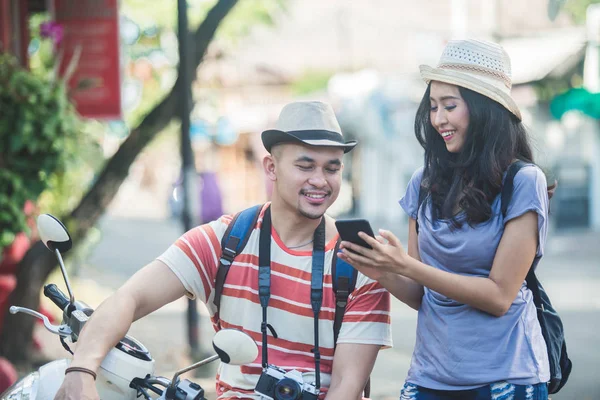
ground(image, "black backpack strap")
xmin=213 ymin=204 xmax=262 ymax=311
xmin=500 ymin=160 xmax=528 ymax=218
xmin=501 ymin=160 xmax=536 ymax=275
xmin=500 ymin=161 xmax=573 ymax=393
xmin=415 ymin=183 xmax=427 ymax=235
xmin=501 ymin=160 xmax=546 ymax=295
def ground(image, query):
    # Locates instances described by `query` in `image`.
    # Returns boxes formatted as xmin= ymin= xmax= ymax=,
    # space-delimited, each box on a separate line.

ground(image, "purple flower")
xmin=40 ymin=21 xmax=64 ymax=46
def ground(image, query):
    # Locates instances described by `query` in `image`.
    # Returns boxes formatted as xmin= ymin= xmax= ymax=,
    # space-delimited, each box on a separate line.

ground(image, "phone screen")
xmin=335 ymin=219 xmax=375 ymax=250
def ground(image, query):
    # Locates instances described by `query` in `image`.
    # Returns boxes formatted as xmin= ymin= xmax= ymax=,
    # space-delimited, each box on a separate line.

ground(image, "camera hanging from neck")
xmin=258 ymin=206 xmax=326 ymax=390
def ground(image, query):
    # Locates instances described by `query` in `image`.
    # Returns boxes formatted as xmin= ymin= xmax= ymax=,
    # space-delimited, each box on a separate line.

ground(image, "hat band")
xmin=438 ymin=63 xmax=512 ymax=89
xmin=286 ymin=129 xmax=345 ymax=143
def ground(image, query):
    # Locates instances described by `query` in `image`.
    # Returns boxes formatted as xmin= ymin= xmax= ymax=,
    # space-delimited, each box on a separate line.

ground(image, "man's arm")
xmin=55 ymin=260 xmax=187 ymax=399
xmin=325 ymin=343 xmax=379 ymax=400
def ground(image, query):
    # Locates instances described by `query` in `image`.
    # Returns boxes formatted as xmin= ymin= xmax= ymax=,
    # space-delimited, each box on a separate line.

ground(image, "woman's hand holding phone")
xmin=336 ymin=220 xmax=409 ymax=280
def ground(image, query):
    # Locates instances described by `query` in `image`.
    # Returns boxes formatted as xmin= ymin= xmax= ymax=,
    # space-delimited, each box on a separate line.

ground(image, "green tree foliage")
xmin=27 ymin=15 xmax=105 ymax=221
xmin=0 ymin=0 xmax=285 ymax=254
xmin=291 ymin=70 xmax=335 ymax=96
xmin=534 ymin=1 xmax=600 ymax=112
xmin=121 ymin=0 xmax=285 ymax=128
xmin=0 ymin=54 xmax=81 ymax=251
xmin=563 ymin=0 xmax=600 ymax=24
xmin=0 ymin=0 xmax=286 ymax=364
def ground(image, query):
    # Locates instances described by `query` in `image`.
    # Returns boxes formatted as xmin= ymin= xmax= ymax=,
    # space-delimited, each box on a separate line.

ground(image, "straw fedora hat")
xmin=420 ymin=39 xmax=522 ymax=120
xmin=262 ymin=101 xmax=357 ymax=153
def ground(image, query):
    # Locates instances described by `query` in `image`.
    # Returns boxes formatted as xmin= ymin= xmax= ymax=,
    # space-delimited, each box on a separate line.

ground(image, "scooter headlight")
xmin=0 ymin=372 xmax=39 ymax=400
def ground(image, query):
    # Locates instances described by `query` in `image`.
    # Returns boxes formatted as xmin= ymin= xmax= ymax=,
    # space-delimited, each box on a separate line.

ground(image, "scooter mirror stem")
xmin=166 ymin=354 xmax=219 ymax=398
xmin=55 ymin=248 xmax=76 ymax=309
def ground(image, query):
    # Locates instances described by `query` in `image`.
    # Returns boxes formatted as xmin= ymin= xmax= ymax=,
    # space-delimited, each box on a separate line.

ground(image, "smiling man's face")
xmin=265 ymin=143 xmax=344 ymax=220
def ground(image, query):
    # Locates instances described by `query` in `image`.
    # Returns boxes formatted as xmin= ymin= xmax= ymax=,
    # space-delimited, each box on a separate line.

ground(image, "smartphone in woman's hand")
xmin=335 ymin=219 xmax=375 ymax=251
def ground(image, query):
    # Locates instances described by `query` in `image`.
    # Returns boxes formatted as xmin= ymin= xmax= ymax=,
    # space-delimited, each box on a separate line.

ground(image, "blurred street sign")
xmin=550 ymin=88 xmax=600 ymax=120
xmin=53 ymin=0 xmax=122 ymax=119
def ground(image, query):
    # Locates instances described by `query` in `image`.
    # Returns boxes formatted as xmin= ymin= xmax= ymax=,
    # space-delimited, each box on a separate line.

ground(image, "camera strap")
xmin=258 ymin=207 xmax=273 ymax=369
xmin=310 ymin=215 xmax=326 ymax=390
xmin=258 ymin=206 xmax=326 ymax=390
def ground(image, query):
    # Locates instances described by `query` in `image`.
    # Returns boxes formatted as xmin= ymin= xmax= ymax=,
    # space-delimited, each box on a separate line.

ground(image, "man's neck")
xmin=269 ymin=200 xmax=322 ymax=246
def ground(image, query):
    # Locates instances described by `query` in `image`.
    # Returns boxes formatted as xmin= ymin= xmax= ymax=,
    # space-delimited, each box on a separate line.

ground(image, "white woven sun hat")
xmin=419 ymin=39 xmax=522 ymax=120
xmin=262 ymin=101 xmax=357 ymax=153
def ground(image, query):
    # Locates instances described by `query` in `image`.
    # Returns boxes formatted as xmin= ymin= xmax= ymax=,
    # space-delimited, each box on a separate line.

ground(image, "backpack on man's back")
xmin=211 ymin=205 xmax=369 ymax=395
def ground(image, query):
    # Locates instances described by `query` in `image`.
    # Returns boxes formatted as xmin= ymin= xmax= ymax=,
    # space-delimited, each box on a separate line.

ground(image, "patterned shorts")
xmin=399 ymin=381 xmax=548 ymax=400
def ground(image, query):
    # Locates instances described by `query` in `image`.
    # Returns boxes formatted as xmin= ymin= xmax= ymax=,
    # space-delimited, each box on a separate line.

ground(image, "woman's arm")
xmin=340 ymin=212 xmax=538 ymax=317
xmin=376 ymin=218 xmax=423 ymax=310
xmin=406 ymin=211 xmax=537 ymax=316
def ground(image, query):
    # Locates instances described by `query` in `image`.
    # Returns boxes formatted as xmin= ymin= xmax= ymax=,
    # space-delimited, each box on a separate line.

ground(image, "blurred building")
xmin=100 ymin=0 xmax=598 ymax=229
xmin=191 ymin=0 xmax=595 ymax=230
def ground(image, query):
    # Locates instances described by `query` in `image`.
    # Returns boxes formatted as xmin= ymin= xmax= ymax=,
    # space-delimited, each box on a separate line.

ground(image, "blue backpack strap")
xmin=331 ymin=237 xmax=358 ymax=344
xmin=332 ymin=237 xmax=370 ymax=397
xmin=213 ymin=204 xmax=262 ymax=310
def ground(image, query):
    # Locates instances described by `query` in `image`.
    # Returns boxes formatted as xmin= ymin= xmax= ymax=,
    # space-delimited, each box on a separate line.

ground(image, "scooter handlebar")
xmin=9 ymin=306 xmax=72 ymax=337
xmin=44 ymin=283 xmax=70 ymax=310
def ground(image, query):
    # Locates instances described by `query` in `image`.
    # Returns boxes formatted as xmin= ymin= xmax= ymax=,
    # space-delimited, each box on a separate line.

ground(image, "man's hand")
xmin=52 ymin=261 xmax=187 ymax=400
xmin=54 ymin=372 xmax=99 ymax=400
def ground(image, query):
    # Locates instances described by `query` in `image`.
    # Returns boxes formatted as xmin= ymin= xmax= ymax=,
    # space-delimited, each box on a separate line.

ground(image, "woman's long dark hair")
xmin=414 ymin=83 xmax=534 ymax=226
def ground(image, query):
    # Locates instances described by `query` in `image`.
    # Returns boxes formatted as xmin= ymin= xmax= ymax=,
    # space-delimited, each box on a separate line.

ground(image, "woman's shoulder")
xmin=410 ymin=166 xmax=425 ymax=182
xmin=506 ymin=163 xmax=550 ymax=213
xmin=512 ymin=163 xmax=548 ymax=188
xmin=503 ymin=162 xmax=550 ymax=225
xmin=399 ymin=166 xmax=426 ymax=218
xmin=406 ymin=166 xmax=426 ymax=193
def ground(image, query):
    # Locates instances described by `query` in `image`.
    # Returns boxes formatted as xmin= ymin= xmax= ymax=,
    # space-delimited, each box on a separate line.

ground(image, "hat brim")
xmin=419 ymin=65 xmax=522 ymax=121
xmin=261 ymin=129 xmax=357 ymax=154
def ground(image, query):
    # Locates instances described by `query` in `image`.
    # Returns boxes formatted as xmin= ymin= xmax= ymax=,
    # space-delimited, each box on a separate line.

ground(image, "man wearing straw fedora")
xmin=55 ymin=101 xmax=391 ymax=400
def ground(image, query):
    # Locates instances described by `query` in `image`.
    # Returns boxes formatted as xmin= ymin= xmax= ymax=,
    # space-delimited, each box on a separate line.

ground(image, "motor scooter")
xmin=1 ymin=214 xmax=258 ymax=400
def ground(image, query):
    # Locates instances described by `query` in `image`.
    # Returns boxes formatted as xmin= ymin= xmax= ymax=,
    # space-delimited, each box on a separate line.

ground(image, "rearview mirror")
xmin=167 ymin=329 xmax=258 ymax=396
xmin=213 ymin=329 xmax=258 ymax=365
xmin=37 ymin=214 xmax=72 ymax=253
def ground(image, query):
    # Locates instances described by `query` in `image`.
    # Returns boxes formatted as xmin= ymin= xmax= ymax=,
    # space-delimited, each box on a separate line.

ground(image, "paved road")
xmin=73 ymin=215 xmax=599 ymax=399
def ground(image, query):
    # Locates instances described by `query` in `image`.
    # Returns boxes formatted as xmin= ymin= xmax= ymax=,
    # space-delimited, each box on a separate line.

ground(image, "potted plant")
xmin=0 ymin=21 xmax=80 ymax=252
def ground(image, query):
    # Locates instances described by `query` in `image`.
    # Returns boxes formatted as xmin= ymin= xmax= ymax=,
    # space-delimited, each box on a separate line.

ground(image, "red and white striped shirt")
xmin=158 ymin=204 xmax=392 ymax=399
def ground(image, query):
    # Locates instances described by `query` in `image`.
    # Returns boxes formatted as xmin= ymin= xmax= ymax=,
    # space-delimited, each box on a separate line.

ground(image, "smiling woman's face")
xmin=429 ymin=81 xmax=470 ymax=153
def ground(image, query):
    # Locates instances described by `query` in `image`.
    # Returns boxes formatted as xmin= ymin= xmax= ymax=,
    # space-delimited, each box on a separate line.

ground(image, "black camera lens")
xmin=274 ymin=377 xmax=302 ymax=400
